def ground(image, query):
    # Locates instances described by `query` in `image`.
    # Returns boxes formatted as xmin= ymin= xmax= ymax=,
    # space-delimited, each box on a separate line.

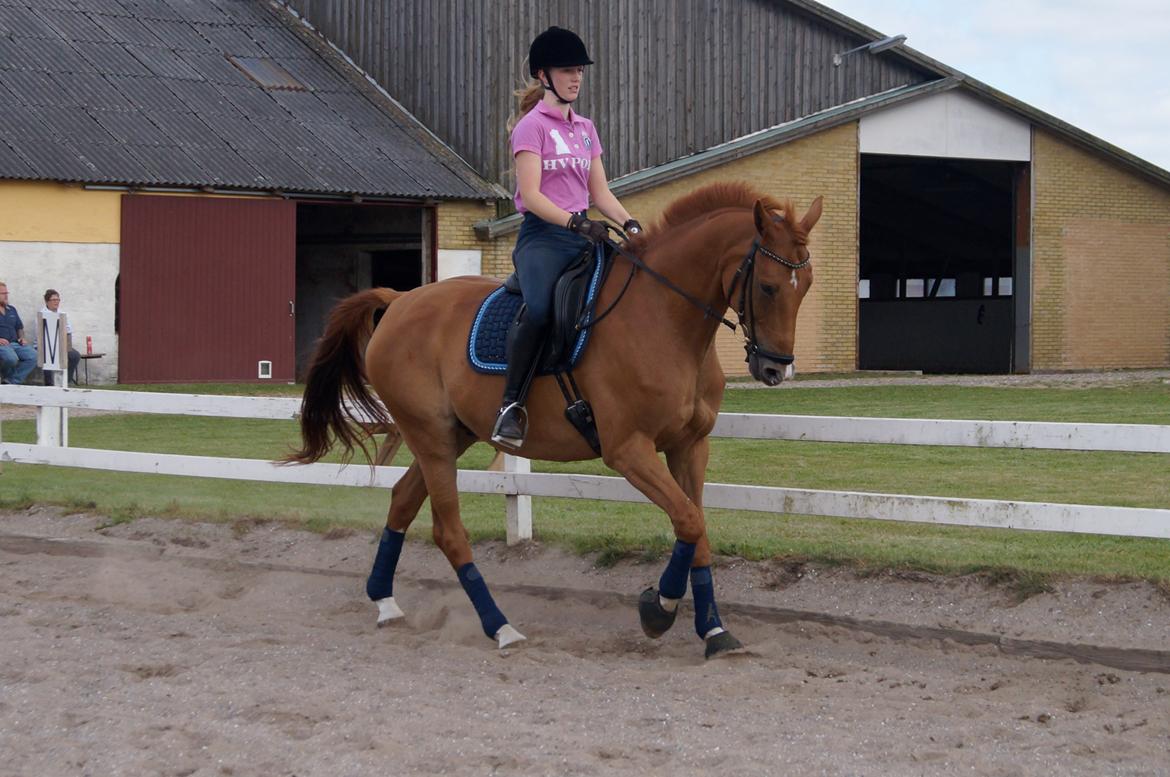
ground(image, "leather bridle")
xmin=726 ymin=239 xmax=811 ymax=367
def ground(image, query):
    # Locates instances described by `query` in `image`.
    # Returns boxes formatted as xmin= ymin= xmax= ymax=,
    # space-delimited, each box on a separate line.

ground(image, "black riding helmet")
xmin=528 ymin=26 xmax=593 ymax=104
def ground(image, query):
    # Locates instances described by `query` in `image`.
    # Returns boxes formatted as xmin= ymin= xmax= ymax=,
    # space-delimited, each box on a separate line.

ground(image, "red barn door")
xmin=120 ymin=195 xmax=296 ymax=383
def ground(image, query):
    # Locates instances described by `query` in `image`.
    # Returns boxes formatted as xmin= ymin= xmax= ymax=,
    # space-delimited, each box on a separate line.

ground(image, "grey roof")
xmin=0 ymin=0 xmax=502 ymax=199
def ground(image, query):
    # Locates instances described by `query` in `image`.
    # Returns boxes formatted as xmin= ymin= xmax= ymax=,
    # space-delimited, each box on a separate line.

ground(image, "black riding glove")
xmin=567 ymin=212 xmax=608 ymax=244
xmin=622 ymin=218 xmax=643 ymax=236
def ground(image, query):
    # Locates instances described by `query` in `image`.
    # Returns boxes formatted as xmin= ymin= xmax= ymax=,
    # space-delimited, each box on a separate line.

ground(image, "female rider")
xmin=490 ymin=26 xmax=642 ymax=449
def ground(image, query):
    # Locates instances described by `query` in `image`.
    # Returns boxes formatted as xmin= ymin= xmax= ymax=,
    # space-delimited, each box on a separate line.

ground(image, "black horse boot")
xmin=490 ymin=318 xmax=546 ymax=449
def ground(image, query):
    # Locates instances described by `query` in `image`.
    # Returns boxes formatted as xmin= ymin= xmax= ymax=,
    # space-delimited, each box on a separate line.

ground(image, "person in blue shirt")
xmin=0 ymin=281 xmax=37 ymax=385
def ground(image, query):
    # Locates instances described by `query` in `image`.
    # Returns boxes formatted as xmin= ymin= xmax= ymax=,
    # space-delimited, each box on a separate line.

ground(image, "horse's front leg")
xmin=665 ymin=436 xmax=743 ymax=658
xmin=605 ymin=434 xmax=743 ymax=659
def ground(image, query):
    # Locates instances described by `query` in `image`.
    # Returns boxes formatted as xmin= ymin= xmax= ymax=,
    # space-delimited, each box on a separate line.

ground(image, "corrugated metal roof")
xmin=92 ymin=109 xmax=171 ymax=145
xmin=57 ymin=72 xmax=135 ymax=109
xmin=73 ymin=40 xmax=152 ymax=75
xmin=0 ymin=0 xmax=500 ymax=199
xmin=36 ymin=9 xmax=112 ymax=41
xmin=0 ymin=5 xmax=58 ymax=37
xmin=0 ymin=137 xmax=36 ymax=178
xmin=124 ymin=44 xmax=204 ymax=78
xmin=124 ymin=143 xmax=209 ymax=183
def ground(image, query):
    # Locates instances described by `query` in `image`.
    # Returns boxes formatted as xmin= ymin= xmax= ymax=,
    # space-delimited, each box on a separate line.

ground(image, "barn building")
xmin=287 ymin=0 xmax=1170 ymax=376
xmin=0 ymin=0 xmax=501 ymax=383
xmin=2 ymin=0 xmax=1168 ymax=383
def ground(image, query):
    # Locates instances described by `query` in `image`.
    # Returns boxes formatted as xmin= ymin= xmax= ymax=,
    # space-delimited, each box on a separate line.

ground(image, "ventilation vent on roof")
xmin=227 ymin=56 xmax=307 ymax=91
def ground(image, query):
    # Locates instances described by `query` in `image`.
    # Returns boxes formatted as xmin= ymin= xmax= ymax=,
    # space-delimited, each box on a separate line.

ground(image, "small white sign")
xmin=437 ymin=249 xmax=482 ymax=281
xmin=36 ymin=312 xmax=67 ymax=371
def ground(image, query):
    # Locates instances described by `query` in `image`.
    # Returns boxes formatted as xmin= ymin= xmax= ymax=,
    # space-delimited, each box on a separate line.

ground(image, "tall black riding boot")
xmin=490 ymin=319 xmax=546 ymax=449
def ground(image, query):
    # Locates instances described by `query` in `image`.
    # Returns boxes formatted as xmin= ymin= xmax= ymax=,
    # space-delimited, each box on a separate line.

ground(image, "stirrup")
xmin=490 ymin=402 xmax=528 ymax=449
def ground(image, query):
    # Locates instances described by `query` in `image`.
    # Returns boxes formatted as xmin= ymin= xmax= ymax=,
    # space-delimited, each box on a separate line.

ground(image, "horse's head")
xmin=739 ymin=196 xmax=823 ymax=386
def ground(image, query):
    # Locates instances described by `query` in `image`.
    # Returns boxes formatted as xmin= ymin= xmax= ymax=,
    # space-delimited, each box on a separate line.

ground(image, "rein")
xmin=579 ymin=230 xmax=737 ymax=332
xmin=584 ymin=226 xmax=811 ymax=369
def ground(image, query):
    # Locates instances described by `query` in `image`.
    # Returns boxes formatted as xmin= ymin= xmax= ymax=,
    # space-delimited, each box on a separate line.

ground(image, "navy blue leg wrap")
xmin=690 ymin=566 xmax=724 ymax=638
xmin=457 ymin=562 xmax=509 ymax=639
xmin=658 ymin=540 xmax=696 ymax=600
xmin=366 ymin=528 xmax=405 ymax=601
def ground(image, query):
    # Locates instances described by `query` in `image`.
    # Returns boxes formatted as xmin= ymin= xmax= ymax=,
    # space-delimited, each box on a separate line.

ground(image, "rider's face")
xmin=545 ymin=66 xmax=584 ymax=100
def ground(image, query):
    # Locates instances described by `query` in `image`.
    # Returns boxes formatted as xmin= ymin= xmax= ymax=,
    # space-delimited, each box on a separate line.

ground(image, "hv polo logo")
xmin=544 ymin=128 xmax=592 ymax=171
xmin=549 ymin=128 xmax=572 ymax=155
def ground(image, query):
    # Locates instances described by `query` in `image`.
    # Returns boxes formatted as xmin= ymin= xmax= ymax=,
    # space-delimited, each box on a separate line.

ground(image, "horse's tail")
xmin=285 ymin=288 xmax=398 ymax=465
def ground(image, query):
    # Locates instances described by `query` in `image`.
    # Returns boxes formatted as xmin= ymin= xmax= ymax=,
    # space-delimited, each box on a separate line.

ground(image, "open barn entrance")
xmin=295 ymin=203 xmax=425 ymax=380
xmin=858 ymin=155 xmax=1030 ymax=373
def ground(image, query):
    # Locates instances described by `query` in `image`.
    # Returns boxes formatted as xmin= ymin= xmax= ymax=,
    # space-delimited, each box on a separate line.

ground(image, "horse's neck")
xmin=616 ymin=210 xmax=753 ymax=354
xmin=646 ymin=208 xmax=752 ymax=305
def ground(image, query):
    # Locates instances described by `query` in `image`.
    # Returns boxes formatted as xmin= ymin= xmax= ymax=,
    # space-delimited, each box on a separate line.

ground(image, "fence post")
xmin=504 ymin=453 xmax=532 ymax=544
xmin=35 ymin=313 xmax=68 ymax=448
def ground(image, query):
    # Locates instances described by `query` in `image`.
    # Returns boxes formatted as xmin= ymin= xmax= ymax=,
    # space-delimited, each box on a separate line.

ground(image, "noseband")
xmin=727 ymin=239 xmax=811 ymax=366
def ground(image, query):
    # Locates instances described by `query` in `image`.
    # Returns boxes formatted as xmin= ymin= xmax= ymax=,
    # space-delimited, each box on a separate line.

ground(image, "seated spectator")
xmin=0 ymin=280 xmax=37 ymax=385
xmin=40 ymin=289 xmax=80 ymax=386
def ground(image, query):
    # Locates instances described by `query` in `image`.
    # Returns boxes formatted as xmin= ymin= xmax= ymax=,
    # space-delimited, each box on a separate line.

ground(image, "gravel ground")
xmin=1 ymin=510 xmax=1168 ymax=777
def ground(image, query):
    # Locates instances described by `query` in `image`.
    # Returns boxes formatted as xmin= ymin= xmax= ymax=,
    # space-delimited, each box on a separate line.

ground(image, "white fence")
xmin=2 ymin=385 xmax=1169 ymax=543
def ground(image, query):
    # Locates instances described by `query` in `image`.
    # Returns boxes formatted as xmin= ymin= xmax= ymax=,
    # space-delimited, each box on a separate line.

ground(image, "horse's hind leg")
xmin=403 ymin=425 xmax=525 ymax=649
xmin=366 ymin=430 xmax=478 ymax=627
xmin=366 ymin=461 xmax=428 ymax=626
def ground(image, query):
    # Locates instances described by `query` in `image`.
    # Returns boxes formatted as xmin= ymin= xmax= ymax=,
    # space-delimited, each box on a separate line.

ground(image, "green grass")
xmin=720 ymin=383 xmax=1170 ymax=424
xmin=2 ymin=380 xmax=1169 ymax=583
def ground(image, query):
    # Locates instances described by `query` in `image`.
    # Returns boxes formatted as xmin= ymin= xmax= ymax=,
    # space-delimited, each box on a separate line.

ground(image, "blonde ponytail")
xmin=507 ymin=80 xmax=544 ymax=133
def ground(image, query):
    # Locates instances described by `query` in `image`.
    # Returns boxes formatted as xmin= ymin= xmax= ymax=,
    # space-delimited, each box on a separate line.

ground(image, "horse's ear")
xmin=753 ymin=200 xmax=769 ymax=235
xmin=800 ymin=196 xmax=824 ymax=233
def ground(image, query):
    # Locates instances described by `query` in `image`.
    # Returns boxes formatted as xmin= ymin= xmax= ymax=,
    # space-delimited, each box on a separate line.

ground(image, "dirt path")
xmin=1 ymin=510 xmax=1167 ymax=777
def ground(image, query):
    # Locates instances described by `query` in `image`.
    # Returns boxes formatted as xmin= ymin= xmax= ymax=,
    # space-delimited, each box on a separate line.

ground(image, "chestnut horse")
xmin=290 ymin=182 xmax=822 ymax=658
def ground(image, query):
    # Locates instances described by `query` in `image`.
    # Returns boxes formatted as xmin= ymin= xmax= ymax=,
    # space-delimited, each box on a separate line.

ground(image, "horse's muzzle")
xmin=748 ymin=353 xmax=795 ymax=386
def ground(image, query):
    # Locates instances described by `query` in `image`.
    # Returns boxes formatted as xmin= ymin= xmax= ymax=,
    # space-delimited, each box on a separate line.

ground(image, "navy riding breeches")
xmin=512 ymin=212 xmax=593 ymax=328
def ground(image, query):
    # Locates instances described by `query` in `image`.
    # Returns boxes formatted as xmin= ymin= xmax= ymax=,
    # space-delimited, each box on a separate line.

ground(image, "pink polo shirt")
xmin=510 ymin=100 xmax=604 ymax=214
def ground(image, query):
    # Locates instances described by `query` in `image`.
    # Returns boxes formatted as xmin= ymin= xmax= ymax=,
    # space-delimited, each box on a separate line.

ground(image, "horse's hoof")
xmin=704 ymin=630 xmax=745 ymax=659
xmin=496 ymin=624 xmax=527 ymax=649
xmin=638 ymin=587 xmax=677 ymax=639
xmin=374 ymin=596 xmax=405 ymax=627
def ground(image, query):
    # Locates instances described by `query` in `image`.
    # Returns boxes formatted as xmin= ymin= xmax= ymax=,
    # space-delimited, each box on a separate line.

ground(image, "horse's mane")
xmin=629 ymin=181 xmax=808 ymax=251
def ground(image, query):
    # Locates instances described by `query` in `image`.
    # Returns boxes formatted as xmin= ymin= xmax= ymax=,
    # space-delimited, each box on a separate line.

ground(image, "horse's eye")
xmin=760 ymin=283 xmax=777 ymax=297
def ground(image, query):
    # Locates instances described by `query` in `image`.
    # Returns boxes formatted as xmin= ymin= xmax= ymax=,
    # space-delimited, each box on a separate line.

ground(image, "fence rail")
xmin=2 ymin=386 xmax=1168 ymax=542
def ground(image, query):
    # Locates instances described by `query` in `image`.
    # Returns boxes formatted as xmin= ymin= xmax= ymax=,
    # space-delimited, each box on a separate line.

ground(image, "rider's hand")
xmin=622 ymin=219 xmax=643 ymax=237
xmin=567 ymin=213 xmax=608 ymax=244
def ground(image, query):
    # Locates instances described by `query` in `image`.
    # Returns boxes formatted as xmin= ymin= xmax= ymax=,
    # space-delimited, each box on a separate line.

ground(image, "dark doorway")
xmin=295 ymin=203 xmax=423 ymax=379
xmin=858 ymin=155 xmax=1027 ymax=373
xmin=371 ymin=249 xmax=422 ymax=290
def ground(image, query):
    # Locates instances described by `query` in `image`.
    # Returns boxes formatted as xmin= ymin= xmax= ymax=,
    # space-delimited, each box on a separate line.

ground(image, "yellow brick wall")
xmin=1032 ymin=130 xmax=1170 ymax=369
xmin=436 ymin=123 xmax=859 ymax=377
xmin=434 ymin=199 xmax=513 ymax=278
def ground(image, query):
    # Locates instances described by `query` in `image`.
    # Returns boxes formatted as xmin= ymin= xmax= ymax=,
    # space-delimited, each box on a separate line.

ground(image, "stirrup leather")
xmin=490 ymin=402 xmax=528 ymax=449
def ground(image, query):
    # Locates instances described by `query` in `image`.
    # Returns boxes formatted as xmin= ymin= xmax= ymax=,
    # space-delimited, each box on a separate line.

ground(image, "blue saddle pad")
xmin=468 ymin=252 xmax=605 ymax=375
